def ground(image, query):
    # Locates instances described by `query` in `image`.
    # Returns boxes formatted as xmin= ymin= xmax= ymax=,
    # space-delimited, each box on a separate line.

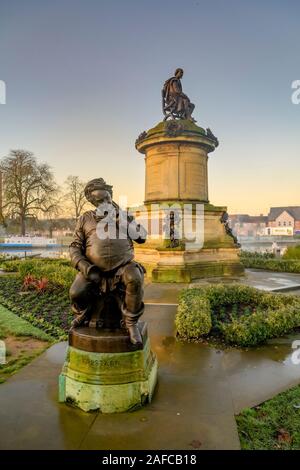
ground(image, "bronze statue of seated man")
xmin=69 ymin=178 xmax=147 ymax=347
xmin=162 ymin=68 xmax=195 ymax=121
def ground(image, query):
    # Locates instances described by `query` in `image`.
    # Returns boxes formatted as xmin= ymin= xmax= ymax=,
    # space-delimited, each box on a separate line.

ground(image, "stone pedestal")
xmin=59 ymin=322 xmax=157 ymax=413
xmin=138 ymin=120 xmax=211 ymax=204
xmin=134 ymin=120 xmax=244 ymax=282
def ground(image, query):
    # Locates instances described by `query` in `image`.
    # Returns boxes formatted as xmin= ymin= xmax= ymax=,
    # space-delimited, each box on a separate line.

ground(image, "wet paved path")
xmin=1 ymin=271 xmax=300 ymax=449
xmin=0 ymin=304 xmax=240 ymax=450
xmin=241 ymin=269 xmax=300 ymax=292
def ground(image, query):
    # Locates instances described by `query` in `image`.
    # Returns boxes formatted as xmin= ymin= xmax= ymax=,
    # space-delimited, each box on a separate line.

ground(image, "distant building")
xmin=229 ymin=214 xmax=268 ymax=237
xmin=268 ymin=207 xmax=300 ymax=235
xmin=263 ymin=226 xmax=294 ymax=236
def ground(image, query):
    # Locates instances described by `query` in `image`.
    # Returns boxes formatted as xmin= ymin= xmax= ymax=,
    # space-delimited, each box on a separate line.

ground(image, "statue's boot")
xmin=122 ymin=304 xmax=144 ymax=348
xmin=126 ymin=323 xmax=143 ymax=347
xmin=71 ymin=305 xmax=89 ymax=329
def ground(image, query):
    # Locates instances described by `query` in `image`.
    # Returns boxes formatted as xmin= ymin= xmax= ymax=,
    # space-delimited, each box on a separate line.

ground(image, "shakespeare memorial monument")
xmin=134 ymin=68 xmax=243 ymax=282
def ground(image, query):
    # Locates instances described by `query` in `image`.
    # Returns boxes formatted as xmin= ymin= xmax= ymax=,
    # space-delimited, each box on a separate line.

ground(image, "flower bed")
xmin=0 ymin=258 xmax=74 ymax=289
xmin=175 ymin=284 xmax=300 ymax=347
xmin=0 ymin=275 xmax=71 ymax=339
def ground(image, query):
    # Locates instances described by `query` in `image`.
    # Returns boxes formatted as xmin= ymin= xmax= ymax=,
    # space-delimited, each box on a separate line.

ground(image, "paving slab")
xmin=144 ymin=283 xmax=185 ymax=304
xmin=80 ymin=409 xmax=239 ymax=450
xmin=0 ymin=342 xmax=97 ymax=450
xmin=144 ymin=271 xmax=300 ymax=307
xmin=222 ymin=333 xmax=300 ymax=414
xmin=242 ymin=269 xmax=300 ymax=292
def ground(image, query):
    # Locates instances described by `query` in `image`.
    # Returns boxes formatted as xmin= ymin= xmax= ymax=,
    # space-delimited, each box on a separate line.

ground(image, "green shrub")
xmin=283 ymin=245 xmax=300 ymax=260
xmin=176 ymin=284 xmax=300 ymax=347
xmin=240 ymin=251 xmax=300 ymax=273
xmin=175 ymin=290 xmax=212 ymax=339
xmin=220 ymin=304 xmax=300 ymax=346
xmin=200 ymin=283 xmax=262 ymax=310
xmin=240 ymin=250 xmax=275 ymax=260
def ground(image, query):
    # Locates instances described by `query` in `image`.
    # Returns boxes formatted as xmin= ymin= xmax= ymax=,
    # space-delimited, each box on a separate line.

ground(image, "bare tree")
xmin=39 ymin=192 xmax=63 ymax=238
xmin=1 ymin=150 xmax=58 ymax=235
xmin=64 ymin=175 xmax=87 ymax=220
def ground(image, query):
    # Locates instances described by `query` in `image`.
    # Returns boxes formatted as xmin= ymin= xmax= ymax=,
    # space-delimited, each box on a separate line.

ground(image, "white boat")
xmin=0 ymin=236 xmax=60 ymax=248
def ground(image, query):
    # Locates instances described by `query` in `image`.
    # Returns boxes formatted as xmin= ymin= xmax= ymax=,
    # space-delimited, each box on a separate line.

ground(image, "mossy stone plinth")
xmin=152 ymin=260 xmax=244 ymax=283
xmin=151 ymin=266 xmax=192 ymax=283
xmin=59 ymin=325 xmax=158 ymax=413
xmin=134 ymin=200 xmax=244 ymax=283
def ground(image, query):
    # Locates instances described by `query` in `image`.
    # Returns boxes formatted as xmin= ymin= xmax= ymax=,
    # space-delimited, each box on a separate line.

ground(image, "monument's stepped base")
xmin=135 ymin=248 xmax=243 ymax=283
xmin=135 ymin=120 xmax=244 ymax=282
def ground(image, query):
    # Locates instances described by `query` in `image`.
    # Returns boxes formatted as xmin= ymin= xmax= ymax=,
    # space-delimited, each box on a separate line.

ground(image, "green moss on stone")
xmin=146 ymin=120 xmax=206 ymax=137
xmin=203 ymin=240 xmax=237 ymax=249
xmin=152 ymin=267 xmax=192 ymax=283
xmin=203 ymin=203 xmax=227 ymax=213
xmin=152 ymin=261 xmax=244 ymax=283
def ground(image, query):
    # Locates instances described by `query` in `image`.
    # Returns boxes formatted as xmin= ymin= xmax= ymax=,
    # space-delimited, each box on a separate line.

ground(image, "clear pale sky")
xmin=0 ymin=0 xmax=299 ymax=215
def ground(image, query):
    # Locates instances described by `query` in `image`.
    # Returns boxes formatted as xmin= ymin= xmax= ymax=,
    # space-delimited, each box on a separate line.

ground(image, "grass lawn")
xmin=0 ymin=304 xmax=54 ymax=383
xmin=236 ymin=384 xmax=300 ymax=449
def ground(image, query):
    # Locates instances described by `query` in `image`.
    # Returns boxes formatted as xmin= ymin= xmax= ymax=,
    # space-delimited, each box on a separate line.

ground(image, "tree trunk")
xmin=20 ymin=215 xmax=26 ymax=236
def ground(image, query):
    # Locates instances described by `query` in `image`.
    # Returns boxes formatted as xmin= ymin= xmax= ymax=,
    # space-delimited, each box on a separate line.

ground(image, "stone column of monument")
xmin=134 ymin=69 xmax=244 ymax=282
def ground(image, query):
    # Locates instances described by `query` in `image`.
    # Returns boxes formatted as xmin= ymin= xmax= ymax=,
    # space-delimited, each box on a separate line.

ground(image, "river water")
xmin=0 ymin=238 xmax=299 ymax=260
xmin=0 ymin=246 xmax=70 ymax=259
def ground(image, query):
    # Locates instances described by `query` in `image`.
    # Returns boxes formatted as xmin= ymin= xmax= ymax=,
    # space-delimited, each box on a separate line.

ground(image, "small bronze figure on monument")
xmin=162 ymin=68 xmax=196 ymax=121
xmin=220 ymin=211 xmax=241 ymax=248
xmin=69 ymin=178 xmax=147 ymax=347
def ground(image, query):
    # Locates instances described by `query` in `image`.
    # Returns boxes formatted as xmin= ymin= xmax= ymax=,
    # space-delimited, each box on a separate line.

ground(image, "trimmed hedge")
xmin=176 ymin=284 xmax=300 ymax=347
xmin=283 ymin=245 xmax=300 ymax=260
xmin=240 ymin=251 xmax=300 ymax=273
xmin=176 ymin=295 xmax=212 ymax=338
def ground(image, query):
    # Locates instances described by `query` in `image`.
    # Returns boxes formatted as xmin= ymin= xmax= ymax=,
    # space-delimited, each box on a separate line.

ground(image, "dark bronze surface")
xmin=69 ymin=322 xmax=147 ymax=353
xmin=220 ymin=211 xmax=241 ymax=247
xmin=206 ymin=128 xmax=219 ymax=147
xmin=68 ymin=177 xmax=147 ymax=348
xmin=162 ymin=68 xmax=196 ymax=121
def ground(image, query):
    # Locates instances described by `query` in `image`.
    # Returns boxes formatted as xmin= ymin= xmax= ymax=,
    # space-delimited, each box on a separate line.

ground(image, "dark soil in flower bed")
xmin=0 ymin=275 xmax=72 ymax=339
xmin=212 ymin=303 xmax=256 ymax=325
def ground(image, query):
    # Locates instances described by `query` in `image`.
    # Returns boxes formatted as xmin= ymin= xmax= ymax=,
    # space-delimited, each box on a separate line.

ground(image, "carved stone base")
xmin=151 ymin=256 xmax=244 ymax=283
xmin=134 ymin=203 xmax=244 ymax=282
xmin=59 ymin=322 xmax=158 ymax=413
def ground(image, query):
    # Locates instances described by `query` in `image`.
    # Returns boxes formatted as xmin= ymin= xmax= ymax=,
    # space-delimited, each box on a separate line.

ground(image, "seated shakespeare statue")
xmin=162 ymin=68 xmax=195 ymax=121
xmin=69 ymin=178 xmax=147 ymax=347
